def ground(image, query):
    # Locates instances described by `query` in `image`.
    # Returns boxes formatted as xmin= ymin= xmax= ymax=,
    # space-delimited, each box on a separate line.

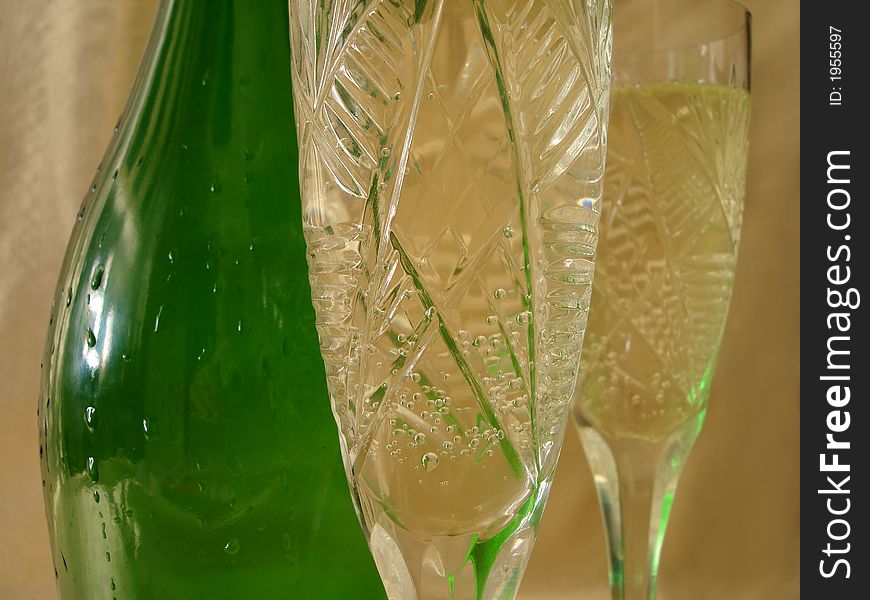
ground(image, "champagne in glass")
xmin=579 ymin=82 xmax=750 ymax=441
xmin=289 ymin=1 xmax=613 ymax=597
xmin=572 ymin=1 xmax=751 ymax=598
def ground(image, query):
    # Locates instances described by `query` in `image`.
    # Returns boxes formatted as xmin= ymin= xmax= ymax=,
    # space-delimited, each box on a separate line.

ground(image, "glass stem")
xmin=578 ymin=418 xmax=699 ymax=600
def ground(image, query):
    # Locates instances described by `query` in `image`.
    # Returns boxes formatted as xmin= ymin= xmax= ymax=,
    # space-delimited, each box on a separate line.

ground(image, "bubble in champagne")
xmin=421 ymin=452 xmax=439 ymax=472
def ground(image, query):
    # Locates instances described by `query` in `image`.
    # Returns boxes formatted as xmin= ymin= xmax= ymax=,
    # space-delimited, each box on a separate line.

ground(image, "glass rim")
xmin=615 ymin=0 xmax=751 ymax=56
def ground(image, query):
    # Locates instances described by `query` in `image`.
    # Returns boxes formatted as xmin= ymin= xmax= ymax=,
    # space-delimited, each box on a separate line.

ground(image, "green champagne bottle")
xmin=37 ymin=1 xmax=384 ymax=598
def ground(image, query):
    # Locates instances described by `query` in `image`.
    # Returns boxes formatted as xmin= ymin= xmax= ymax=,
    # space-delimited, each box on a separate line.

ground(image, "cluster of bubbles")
xmin=382 ymin=417 xmax=507 ymax=472
xmin=583 ymin=333 xmax=690 ymax=424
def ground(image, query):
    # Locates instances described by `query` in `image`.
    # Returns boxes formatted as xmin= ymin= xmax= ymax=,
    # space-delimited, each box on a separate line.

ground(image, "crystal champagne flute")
xmin=288 ymin=1 xmax=613 ymax=597
xmin=572 ymin=1 xmax=751 ymax=598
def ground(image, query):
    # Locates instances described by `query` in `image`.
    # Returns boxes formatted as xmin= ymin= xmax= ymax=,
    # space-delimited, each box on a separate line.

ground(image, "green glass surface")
xmin=37 ymin=1 xmax=385 ymax=598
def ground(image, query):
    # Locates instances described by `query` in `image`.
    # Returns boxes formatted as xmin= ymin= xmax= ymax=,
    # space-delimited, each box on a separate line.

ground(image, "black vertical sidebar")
xmin=801 ymin=2 xmax=867 ymax=597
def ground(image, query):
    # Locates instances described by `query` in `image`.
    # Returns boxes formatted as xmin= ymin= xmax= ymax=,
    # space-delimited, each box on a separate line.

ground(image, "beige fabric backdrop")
xmin=0 ymin=1 xmax=799 ymax=598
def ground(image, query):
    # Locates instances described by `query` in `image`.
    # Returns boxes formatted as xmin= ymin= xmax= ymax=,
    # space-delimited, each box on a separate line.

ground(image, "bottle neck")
xmin=117 ymin=0 xmax=293 ymax=164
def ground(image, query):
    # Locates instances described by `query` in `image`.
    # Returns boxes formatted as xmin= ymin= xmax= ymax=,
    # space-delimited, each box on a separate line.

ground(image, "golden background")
xmin=0 ymin=1 xmax=799 ymax=598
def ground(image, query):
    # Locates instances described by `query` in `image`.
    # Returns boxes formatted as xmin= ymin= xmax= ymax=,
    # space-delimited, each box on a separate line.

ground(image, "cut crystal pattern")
xmin=576 ymin=84 xmax=750 ymax=442
xmin=290 ymin=0 xmax=611 ymax=595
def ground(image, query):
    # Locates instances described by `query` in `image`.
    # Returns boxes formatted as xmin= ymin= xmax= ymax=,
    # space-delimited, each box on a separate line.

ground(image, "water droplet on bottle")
xmin=93 ymin=490 xmax=100 ymax=503
xmin=105 ymin=552 xmax=111 ymax=563
xmin=393 ymin=92 xmax=402 ymax=101
xmin=102 ymin=522 xmax=107 ymax=539
xmin=427 ymin=92 xmax=435 ymax=100
xmin=380 ymin=147 xmax=391 ymax=157
xmin=153 ymin=305 xmax=163 ymax=333
xmin=142 ymin=418 xmax=152 ymax=440
xmin=414 ymin=433 xmax=427 ymax=445
xmin=224 ymin=539 xmax=240 ymax=555
xmin=84 ymin=406 xmax=97 ymax=431
xmin=422 ymin=452 xmax=439 ymax=472
xmin=211 ymin=175 xmax=222 ymax=194
xmin=91 ymin=266 xmax=104 ymax=290
xmin=503 ymin=226 xmax=515 ymax=238
xmin=110 ymin=578 xmax=115 ymax=591
xmin=86 ymin=329 xmax=96 ymax=348
xmin=494 ymin=288 xmax=507 ymax=299
xmin=86 ymin=456 xmax=99 ymax=483
xmin=486 ymin=315 xmax=498 ymax=326
xmin=473 ymin=336 xmax=487 ymax=348
xmin=66 ymin=287 xmax=72 ymax=307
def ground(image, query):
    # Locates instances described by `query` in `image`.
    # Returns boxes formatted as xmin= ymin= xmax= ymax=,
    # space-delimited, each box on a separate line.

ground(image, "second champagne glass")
xmin=289 ymin=1 xmax=613 ymax=598
xmin=572 ymin=1 xmax=751 ymax=598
